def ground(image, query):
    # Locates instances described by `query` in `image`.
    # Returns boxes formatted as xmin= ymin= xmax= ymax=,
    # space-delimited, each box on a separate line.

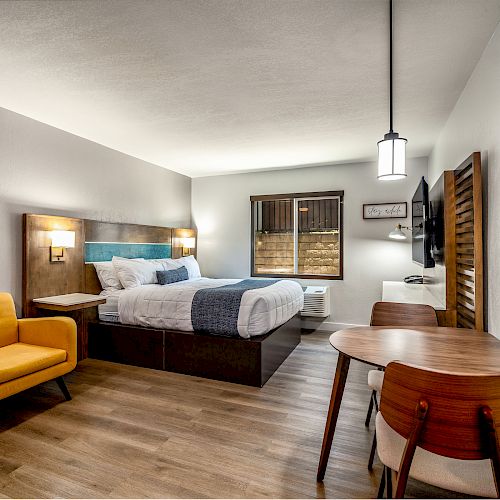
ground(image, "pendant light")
xmin=377 ymin=0 xmax=407 ymax=180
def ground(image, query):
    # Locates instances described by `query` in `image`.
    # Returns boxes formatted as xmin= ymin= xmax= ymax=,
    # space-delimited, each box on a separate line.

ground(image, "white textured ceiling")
xmin=1 ymin=0 xmax=499 ymax=177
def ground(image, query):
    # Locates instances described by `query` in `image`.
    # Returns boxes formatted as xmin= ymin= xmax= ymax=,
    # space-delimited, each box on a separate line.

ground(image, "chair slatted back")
xmin=370 ymin=302 xmax=438 ymax=327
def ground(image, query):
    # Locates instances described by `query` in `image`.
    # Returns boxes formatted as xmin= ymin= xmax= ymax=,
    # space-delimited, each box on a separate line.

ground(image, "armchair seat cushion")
xmin=0 ymin=343 xmax=67 ymax=384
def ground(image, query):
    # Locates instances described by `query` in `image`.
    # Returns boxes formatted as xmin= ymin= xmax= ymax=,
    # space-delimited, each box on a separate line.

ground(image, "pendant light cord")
xmin=389 ymin=0 xmax=394 ymax=133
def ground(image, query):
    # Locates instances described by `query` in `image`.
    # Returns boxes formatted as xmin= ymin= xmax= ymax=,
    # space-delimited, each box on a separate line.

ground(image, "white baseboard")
xmin=300 ymin=318 xmax=367 ymax=332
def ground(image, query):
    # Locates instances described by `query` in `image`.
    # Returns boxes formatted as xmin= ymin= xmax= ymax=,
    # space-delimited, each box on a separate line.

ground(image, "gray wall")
xmin=428 ymin=25 xmax=500 ymax=337
xmin=192 ymin=158 xmax=428 ymax=327
xmin=0 ymin=107 xmax=191 ymax=312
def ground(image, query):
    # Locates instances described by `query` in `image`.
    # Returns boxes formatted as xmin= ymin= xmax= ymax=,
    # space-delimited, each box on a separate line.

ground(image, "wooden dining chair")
xmin=376 ymin=361 xmax=500 ymax=498
xmin=366 ymin=302 xmax=438 ymax=470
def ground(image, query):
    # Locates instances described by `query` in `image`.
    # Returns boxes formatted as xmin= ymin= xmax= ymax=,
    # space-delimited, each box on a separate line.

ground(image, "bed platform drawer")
xmin=87 ymin=315 xmax=301 ymax=387
xmin=88 ymin=322 xmax=164 ymax=370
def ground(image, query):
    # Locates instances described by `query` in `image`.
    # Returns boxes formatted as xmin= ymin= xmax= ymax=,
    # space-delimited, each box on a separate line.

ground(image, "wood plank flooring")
xmin=0 ymin=332 xmax=472 ymax=498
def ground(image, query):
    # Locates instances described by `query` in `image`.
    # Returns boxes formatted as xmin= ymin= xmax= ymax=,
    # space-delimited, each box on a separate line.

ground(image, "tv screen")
xmin=428 ymin=176 xmax=445 ymax=266
xmin=412 ymin=177 xmax=435 ymax=268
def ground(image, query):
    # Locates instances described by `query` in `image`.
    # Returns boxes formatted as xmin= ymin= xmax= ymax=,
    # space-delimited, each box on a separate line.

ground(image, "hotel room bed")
xmin=23 ymin=215 xmax=303 ymax=387
xmin=88 ymin=255 xmax=303 ymax=386
xmin=98 ymin=278 xmax=303 ymax=338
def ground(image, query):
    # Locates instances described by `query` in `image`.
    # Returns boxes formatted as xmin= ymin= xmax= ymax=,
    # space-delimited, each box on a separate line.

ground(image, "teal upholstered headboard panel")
xmin=83 ymin=219 xmax=176 ymax=293
xmin=84 ymin=242 xmax=172 ymax=263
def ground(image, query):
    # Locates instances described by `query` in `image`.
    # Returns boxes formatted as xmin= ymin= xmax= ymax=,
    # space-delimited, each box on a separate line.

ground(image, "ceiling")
xmin=1 ymin=0 xmax=499 ymax=177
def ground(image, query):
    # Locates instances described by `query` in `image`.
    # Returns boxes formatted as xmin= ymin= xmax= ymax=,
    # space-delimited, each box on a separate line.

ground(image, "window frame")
xmin=250 ymin=190 xmax=344 ymax=280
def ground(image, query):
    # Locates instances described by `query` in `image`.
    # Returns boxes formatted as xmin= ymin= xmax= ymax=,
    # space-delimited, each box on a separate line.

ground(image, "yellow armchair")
xmin=0 ymin=293 xmax=77 ymax=401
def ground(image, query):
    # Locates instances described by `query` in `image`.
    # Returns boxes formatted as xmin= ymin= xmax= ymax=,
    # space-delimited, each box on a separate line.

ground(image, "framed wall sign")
xmin=363 ymin=202 xmax=407 ymax=219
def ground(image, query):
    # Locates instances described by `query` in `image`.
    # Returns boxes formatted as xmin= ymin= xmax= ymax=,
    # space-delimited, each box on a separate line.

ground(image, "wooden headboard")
xmin=84 ymin=220 xmax=173 ymax=295
xmin=23 ymin=214 xmax=196 ymax=316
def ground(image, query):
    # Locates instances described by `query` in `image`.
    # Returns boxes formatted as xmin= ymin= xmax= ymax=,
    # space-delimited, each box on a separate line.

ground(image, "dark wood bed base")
xmin=88 ymin=314 xmax=301 ymax=387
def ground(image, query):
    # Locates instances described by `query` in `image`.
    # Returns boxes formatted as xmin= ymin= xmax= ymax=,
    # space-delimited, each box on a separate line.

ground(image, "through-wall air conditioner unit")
xmin=301 ymin=286 xmax=330 ymax=318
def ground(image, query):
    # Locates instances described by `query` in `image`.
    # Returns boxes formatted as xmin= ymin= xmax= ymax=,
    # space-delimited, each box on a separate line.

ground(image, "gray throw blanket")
xmin=191 ymin=279 xmax=278 ymax=337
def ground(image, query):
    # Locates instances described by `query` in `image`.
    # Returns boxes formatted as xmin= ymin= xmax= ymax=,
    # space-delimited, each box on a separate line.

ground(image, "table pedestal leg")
xmin=317 ymin=352 xmax=351 ymax=481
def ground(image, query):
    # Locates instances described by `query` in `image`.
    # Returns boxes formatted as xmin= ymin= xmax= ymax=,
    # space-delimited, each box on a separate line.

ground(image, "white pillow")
xmin=146 ymin=258 xmax=180 ymax=271
xmin=94 ymin=259 xmax=145 ymax=291
xmin=170 ymin=256 xmax=201 ymax=279
xmin=93 ymin=261 xmax=123 ymax=291
xmin=112 ymin=256 xmax=161 ymax=289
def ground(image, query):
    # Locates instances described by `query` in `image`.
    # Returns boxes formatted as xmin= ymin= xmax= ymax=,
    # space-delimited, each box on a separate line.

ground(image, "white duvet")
xmin=118 ymin=278 xmax=304 ymax=338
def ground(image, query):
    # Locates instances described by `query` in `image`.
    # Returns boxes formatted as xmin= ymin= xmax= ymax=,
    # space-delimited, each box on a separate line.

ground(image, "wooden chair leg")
xmin=368 ymin=431 xmax=377 ymax=470
xmin=374 ymin=391 xmax=379 ymax=412
xmin=394 ymin=399 xmax=429 ymax=498
xmin=55 ymin=376 xmax=72 ymax=401
xmin=386 ymin=466 xmax=393 ymax=499
xmin=377 ymin=466 xmax=386 ymax=499
xmin=480 ymin=406 xmax=500 ymax=497
xmin=365 ymin=390 xmax=375 ymax=427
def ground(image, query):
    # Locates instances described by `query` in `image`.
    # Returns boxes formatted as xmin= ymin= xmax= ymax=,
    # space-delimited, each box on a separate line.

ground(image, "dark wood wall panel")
xmin=84 ymin=220 xmax=173 ymax=243
xmin=23 ymin=214 xmax=85 ymax=317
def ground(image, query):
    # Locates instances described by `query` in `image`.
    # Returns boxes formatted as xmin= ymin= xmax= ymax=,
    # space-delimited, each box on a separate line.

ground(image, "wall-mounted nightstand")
xmin=33 ymin=293 xmax=106 ymax=361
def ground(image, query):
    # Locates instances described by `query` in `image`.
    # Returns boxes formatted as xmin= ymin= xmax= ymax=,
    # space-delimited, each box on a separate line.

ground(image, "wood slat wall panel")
xmin=452 ymin=152 xmax=484 ymax=331
xmin=456 ymin=222 xmax=474 ymax=234
xmin=455 ymin=165 xmax=473 ymax=183
xmin=458 ymin=314 xmax=475 ymax=329
xmin=455 ymin=176 xmax=474 ymax=197
xmin=455 ymin=191 xmax=473 ymax=205
xmin=456 ymin=233 xmax=474 ymax=244
xmin=457 ymin=304 xmax=475 ymax=321
xmin=456 ymin=200 xmax=473 ymax=215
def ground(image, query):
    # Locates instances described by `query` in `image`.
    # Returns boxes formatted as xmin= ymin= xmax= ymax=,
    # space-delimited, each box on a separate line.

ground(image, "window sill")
xmin=251 ymin=272 xmax=343 ymax=281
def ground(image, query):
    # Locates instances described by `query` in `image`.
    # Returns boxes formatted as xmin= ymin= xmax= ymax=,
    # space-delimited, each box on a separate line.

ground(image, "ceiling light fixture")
xmin=378 ymin=0 xmax=407 ymax=181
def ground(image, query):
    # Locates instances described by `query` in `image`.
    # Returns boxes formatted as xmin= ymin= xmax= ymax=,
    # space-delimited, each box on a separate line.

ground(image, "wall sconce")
xmin=49 ymin=230 xmax=75 ymax=262
xmin=388 ymin=224 xmax=408 ymax=240
xmin=388 ymin=223 xmax=423 ymax=240
xmin=181 ymin=237 xmax=196 ymax=256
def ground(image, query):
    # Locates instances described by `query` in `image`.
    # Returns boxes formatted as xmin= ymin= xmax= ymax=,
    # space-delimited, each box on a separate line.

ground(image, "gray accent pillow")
xmin=156 ymin=266 xmax=189 ymax=285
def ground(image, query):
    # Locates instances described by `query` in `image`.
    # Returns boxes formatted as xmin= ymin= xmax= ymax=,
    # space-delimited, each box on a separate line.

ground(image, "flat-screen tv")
xmin=428 ymin=176 xmax=445 ymax=266
xmin=412 ymin=177 xmax=435 ymax=268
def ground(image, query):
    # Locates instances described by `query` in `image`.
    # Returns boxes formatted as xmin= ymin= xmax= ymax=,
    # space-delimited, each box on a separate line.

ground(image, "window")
xmin=251 ymin=191 xmax=343 ymax=279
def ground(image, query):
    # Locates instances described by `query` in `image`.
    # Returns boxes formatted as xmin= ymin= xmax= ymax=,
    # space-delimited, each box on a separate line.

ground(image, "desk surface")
xmin=33 ymin=293 xmax=106 ymax=311
xmin=330 ymin=326 xmax=500 ymax=374
xmin=382 ymin=280 xmax=445 ymax=310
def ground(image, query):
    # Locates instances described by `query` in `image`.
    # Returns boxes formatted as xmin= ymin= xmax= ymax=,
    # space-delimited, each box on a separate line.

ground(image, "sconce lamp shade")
xmin=182 ymin=237 xmax=196 ymax=249
xmin=388 ymin=224 xmax=407 ymax=240
xmin=378 ymin=132 xmax=407 ymax=180
xmin=50 ymin=230 xmax=75 ymax=248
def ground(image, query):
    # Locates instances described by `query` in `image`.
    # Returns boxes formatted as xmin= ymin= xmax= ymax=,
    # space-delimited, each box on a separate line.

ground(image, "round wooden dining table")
xmin=316 ymin=326 xmax=500 ymax=481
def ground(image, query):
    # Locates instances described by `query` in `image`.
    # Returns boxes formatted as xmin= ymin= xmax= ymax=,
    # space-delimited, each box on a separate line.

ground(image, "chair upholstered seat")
xmin=0 ymin=343 xmax=67 ymax=384
xmin=376 ymin=412 xmax=497 ymax=498
xmin=367 ymin=369 xmax=384 ymax=392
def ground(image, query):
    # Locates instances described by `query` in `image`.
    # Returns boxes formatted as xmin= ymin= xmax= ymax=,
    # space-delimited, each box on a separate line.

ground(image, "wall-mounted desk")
xmin=33 ymin=293 xmax=106 ymax=360
xmin=382 ymin=281 xmax=445 ymax=311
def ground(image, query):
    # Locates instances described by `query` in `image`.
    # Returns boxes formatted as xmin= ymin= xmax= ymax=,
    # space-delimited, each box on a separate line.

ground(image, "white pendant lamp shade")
xmin=377 ymin=0 xmax=407 ymax=181
xmin=378 ymin=132 xmax=407 ymax=180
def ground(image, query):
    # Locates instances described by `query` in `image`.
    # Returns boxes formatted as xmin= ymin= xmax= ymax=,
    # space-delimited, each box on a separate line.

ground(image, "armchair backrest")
xmin=0 ymin=293 xmax=18 ymax=347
